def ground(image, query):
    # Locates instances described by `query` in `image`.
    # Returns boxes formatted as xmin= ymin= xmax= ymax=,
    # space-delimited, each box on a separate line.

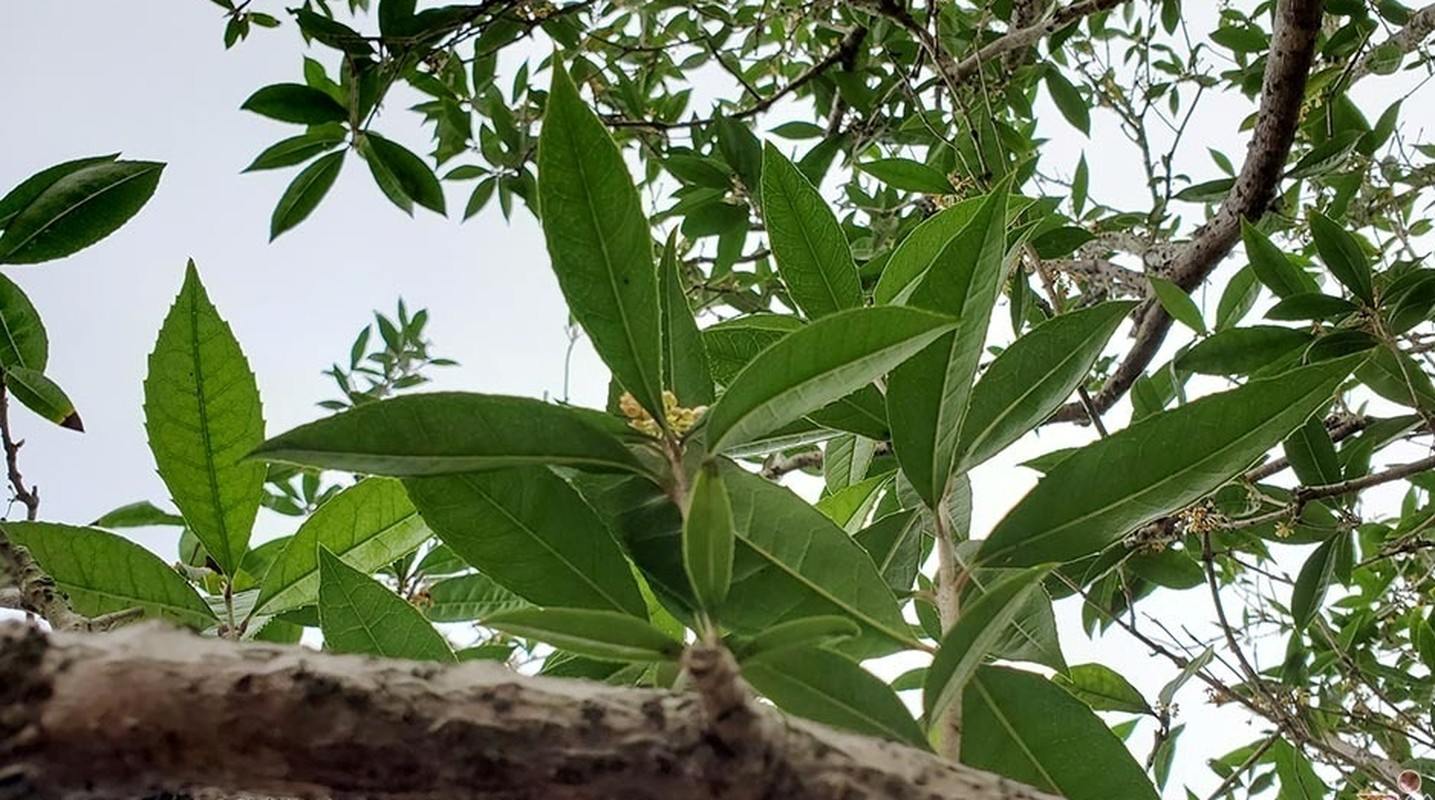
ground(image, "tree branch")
xmin=0 ymin=622 xmax=1063 ymax=800
xmin=1347 ymin=3 xmax=1435 ymax=83
xmin=1052 ymin=0 xmax=1326 ymax=423
xmin=943 ymin=0 xmax=1131 ymax=84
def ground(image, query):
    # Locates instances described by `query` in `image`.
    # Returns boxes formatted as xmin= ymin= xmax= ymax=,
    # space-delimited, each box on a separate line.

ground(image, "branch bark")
xmin=0 ymin=621 xmax=1062 ymax=800
xmin=1052 ymin=0 xmax=1326 ymax=423
xmin=1347 ymin=3 xmax=1435 ymax=83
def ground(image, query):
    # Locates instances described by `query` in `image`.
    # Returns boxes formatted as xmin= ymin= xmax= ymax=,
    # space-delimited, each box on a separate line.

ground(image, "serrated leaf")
xmin=761 ymin=143 xmax=861 ymax=319
xmin=405 ymin=467 xmax=647 ymax=616
xmin=240 ymin=83 xmax=348 ymax=125
xmin=978 ymin=356 xmax=1361 ymax=567
xmin=143 ymin=262 xmax=265 ymax=575
xmin=423 ymin=573 xmax=529 ymax=622
xmin=0 ymin=160 xmax=163 ymax=264
xmin=252 ymin=392 xmax=646 ymax=477
xmin=317 ymin=547 xmax=454 ymax=661
xmin=4 ymin=366 xmax=81 ymax=430
xmin=705 ymin=306 xmax=956 ymax=453
xmin=684 ymin=460 xmax=734 ymax=614
xmin=255 ymin=478 xmax=431 ymax=616
xmin=3 ymin=521 xmax=215 ymax=628
xmin=538 ymin=60 xmax=664 ymax=421
xmin=484 ymin=608 xmax=682 ymax=662
xmin=270 ymin=150 xmax=343 ymax=239
xmin=744 ymin=647 xmax=928 ymax=748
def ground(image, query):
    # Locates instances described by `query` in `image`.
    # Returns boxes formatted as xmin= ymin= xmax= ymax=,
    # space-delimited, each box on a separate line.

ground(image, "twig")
xmin=0 ymin=378 xmax=40 ymax=520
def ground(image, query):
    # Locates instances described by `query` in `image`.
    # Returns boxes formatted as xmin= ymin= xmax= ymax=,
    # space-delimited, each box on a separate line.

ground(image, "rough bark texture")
xmin=0 ymin=622 xmax=1061 ymax=800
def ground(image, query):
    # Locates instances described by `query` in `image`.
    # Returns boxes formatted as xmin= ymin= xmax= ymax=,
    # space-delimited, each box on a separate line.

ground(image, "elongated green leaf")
xmin=91 ymin=500 xmax=185 ymax=529
xmin=1266 ymin=292 xmax=1360 ymax=321
xmin=423 ymin=573 xmax=529 ymax=622
xmin=539 ymin=60 xmax=664 ymax=420
xmin=1052 ymin=663 xmax=1152 ymax=714
xmin=243 ymin=130 xmax=345 ymax=172
xmin=317 ymin=548 xmax=454 ymax=662
xmin=824 ymin=433 xmax=875 ymax=493
xmin=143 ymin=263 xmax=265 ymax=576
xmin=0 ymin=154 xmax=118 ymax=229
xmin=240 ymin=83 xmax=348 ymax=125
xmin=1283 ymin=414 xmax=1341 ymax=487
xmin=405 ymin=467 xmax=647 ymax=616
xmin=745 ymin=647 xmax=927 ymax=747
xmin=255 ymin=479 xmax=431 ymax=616
xmin=1176 ymin=326 xmax=1311 ymax=375
xmin=1242 ymin=220 xmax=1318 ymax=299
xmin=731 ymin=616 xmax=861 ymax=662
xmin=956 ymin=301 xmax=1133 ymax=473
xmin=1292 ymin=533 xmax=1349 ymax=629
xmin=3 ymin=522 xmax=215 ymax=628
xmin=362 ymin=131 xmax=445 ymax=215
xmin=1271 ymin=738 xmax=1325 ymax=800
xmin=702 ymin=313 xmax=803 ymax=384
xmin=705 ymin=306 xmax=956 ymax=453
xmin=814 ymin=473 xmax=889 ymax=533
xmin=484 ymin=608 xmax=682 ymax=663
xmin=978 ymin=356 xmax=1361 ymax=567
xmin=658 ymin=233 xmax=715 ymax=405
xmin=1149 ymin=276 xmax=1207 ymax=335
xmin=1309 ymin=211 xmax=1374 ymax=304
xmin=858 ymin=158 xmax=953 ymax=194
xmin=854 ymin=510 xmax=923 ymax=593
xmin=252 ymin=392 xmax=646 ymax=477
xmin=270 ymin=150 xmax=343 ymax=240
xmin=761 ymin=143 xmax=861 ymax=319
xmin=887 ymin=188 xmax=1009 ymax=506
xmin=5 ymin=366 xmax=81 ymax=430
xmin=924 ymin=565 xmax=1053 ymax=722
xmin=0 ymin=160 xmax=163 ymax=264
xmin=873 ymin=197 xmax=985 ymax=305
xmin=1043 ymin=69 xmax=1091 ymax=134
xmin=684 ymin=460 xmax=734 ymax=614
xmin=0 ymin=274 xmax=47 ymax=370
xmin=964 ymin=667 xmax=1159 ymax=800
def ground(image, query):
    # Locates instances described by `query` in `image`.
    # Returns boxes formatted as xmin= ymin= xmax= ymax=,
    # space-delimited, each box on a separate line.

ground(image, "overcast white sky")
xmin=3 ymin=4 xmax=1431 ymax=798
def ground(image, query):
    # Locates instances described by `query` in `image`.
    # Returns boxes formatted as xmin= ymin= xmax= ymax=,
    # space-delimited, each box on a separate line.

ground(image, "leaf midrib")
xmin=0 ymin=164 xmax=158 ymax=258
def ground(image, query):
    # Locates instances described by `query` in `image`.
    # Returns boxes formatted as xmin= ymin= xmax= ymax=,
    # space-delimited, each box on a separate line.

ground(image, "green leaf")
xmin=1242 ymin=220 xmax=1318 ymax=299
xmin=1291 ymin=533 xmax=1349 ymax=629
xmin=240 ymin=83 xmax=348 ymax=125
xmin=1052 ymin=663 xmax=1152 ymax=714
xmin=873 ymin=197 xmax=984 ymax=305
xmin=744 ymin=647 xmax=928 ymax=748
xmin=405 ymin=467 xmax=647 ymax=616
xmin=1175 ymin=326 xmax=1312 ymax=375
xmin=1283 ymin=414 xmax=1341 ymax=487
xmin=858 ymin=158 xmax=953 ymax=194
xmin=704 ymin=306 xmax=956 ymax=453
xmin=143 ymin=262 xmax=266 ymax=575
xmin=658 ymin=233 xmax=715 ymax=406
xmin=1043 ymin=69 xmax=1091 ymax=134
xmin=270 ymin=150 xmax=343 ymax=239
xmin=956 ymin=302 xmax=1133 ymax=473
xmin=2 ymin=521 xmax=215 ymax=628
xmin=854 ymin=510 xmax=924 ymax=592
xmin=1030 ymin=226 xmax=1095 ymax=259
xmin=823 ymin=433 xmax=875 ymax=492
xmin=254 ymin=478 xmax=431 ymax=616
xmin=1309 ymin=211 xmax=1374 ymax=304
xmin=887 ymin=188 xmax=1009 ymax=505
xmin=814 ymin=473 xmax=889 ymax=532
xmin=0 ymin=154 xmax=119 ymax=229
xmin=684 ymin=460 xmax=735 ymax=615
xmin=0 ymin=160 xmax=163 ymax=264
xmin=924 ymin=565 xmax=1053 ymax=723
xmin=423 ymin=573 xmax=529 ymax=622
xmin=90 ymin=500 xmax=185 ymax=529
xmin=361 ymin=131 xmax=446 ymax=215
xmin=485 ymin=608 xmax=683 ymax=662
xmin=316 ymin=547 xmax=454 ymax=662
xmin=730 ymin=616 xmax=861 ymax=662
xmin=538 ymin=60 xmax=665 ymax=421
xmin=978 ymin=356 xmax=1361 ymax=567
xmin=252 ymin=392 xmax=646 ymax=477
xmin=760 ymin=143 xmax=862 ymax=319
xmin=4 ymin=366 xmax=81 ymax=430
xmin=1271 ymin=739 xmax=1325 ymax=800
xmin=702 ymin=313 xmax=803 ymax=385
xmin=1148 ymin=276 xmax=1207 ymax=335
xmin=964 ymin=667 xmax=1160 ymax=800
xmin=242 ymin=130 xmax=346 ymax=172
xmin=0 ymin=321 xmax=50 ymax=398
xmin=1266 ymin=292 xmax=1359 ymax=321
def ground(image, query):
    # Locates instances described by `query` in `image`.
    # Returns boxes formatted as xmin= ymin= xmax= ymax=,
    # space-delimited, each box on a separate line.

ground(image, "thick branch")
xmin=1052 ymin=0 xmax=1325 ymax=423
xmin=0 ymin=622 xmax=1062 ymax=800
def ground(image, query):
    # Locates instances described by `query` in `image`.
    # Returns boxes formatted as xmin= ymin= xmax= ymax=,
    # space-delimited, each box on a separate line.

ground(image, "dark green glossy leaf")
xmin=270 ymin=150 xmax=343 ymax=239
xmin=684 ymin=460 xmax=734 ymax=614
xmin=1052 ymin=663 xmax=1152 ymax=714
xmin=362 ymin=131 xmax=446 ymax=215
xmin=1309 ymin=211 xmax=1374 ymax=303
xmin=485 ymin=608 xmax=683 ymax=662
xmin=1283 ymin=415 xmax=1341 ymax=487
xmin=858 ymin=158 xmax=953 ymax=194
xmin=978 ymin=357 xmax=1360 ymax=567
xmin=4 ymin=366 xmax=81 ymax=431
xmin=0 ymin=274 xmax=46 ymax=371
xmin=423 ymin=573 xmax=529 ymax=622
xmin=241 ymin=83 xmax=348 ymax=125
xmin=1242 ymin=220 xmax=1318 ymax=299
xmin=243 ymin=130 xmax=346 ymax=172
xmin=705 ymin=306 xmax=956 ymax=453
xmin=745 ymin=647 xmax=928 ymax=748
xmin=1266 ymin=292 xmax=1359 ymax=321
xmin=1044 ymin=69 xmax=1090 ymax=134
xmin=252 ymin=393 xmax=646 ymax=477
xmin=317 ymin=547 xmax=454 ymax=662
xmin=143 ymin=262 xmax=265 ymax=575
xmin=1176 ymin=326 xmax=1312 ymax=375
xmin=3 ymin=521 xmax=215 ymax=628
xmin=0 ymin=160 xmax=163 ymax=264
xmin=1291 ymin=533 xmax=1349 ymax=629
xmin=0 ymin=154 xmax=118 ymax=229
xmin=761 ymin=143 xmax=861 ymax=319
xmin=538 ymin=61 xmax=664 ymax=420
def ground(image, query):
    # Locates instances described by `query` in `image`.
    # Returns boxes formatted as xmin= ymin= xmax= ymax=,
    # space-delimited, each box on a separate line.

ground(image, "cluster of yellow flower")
xmin=618 ymin=390 xmax=707 ymax=437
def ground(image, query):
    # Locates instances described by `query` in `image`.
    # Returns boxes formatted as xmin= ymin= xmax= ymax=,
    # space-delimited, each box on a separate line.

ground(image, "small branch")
xmin=1347 ymin=3 xmax=1435 ymax=83
xmin=0 ymin=379 xmax=39 ymax=520
xmin=942 ymin=0 xmax=1131 ymax=85
xmin=760 ymin=441 xmax=892 ymax=480
xmin=0 ymin=525 xmax=91 ymax=631
xmin=1294 ymin=452 xmax=1435 ymax=504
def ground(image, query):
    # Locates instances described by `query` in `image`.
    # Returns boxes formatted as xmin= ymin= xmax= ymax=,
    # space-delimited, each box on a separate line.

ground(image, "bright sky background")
xmin=3 ymin=4 xmax=1430 ymax=798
